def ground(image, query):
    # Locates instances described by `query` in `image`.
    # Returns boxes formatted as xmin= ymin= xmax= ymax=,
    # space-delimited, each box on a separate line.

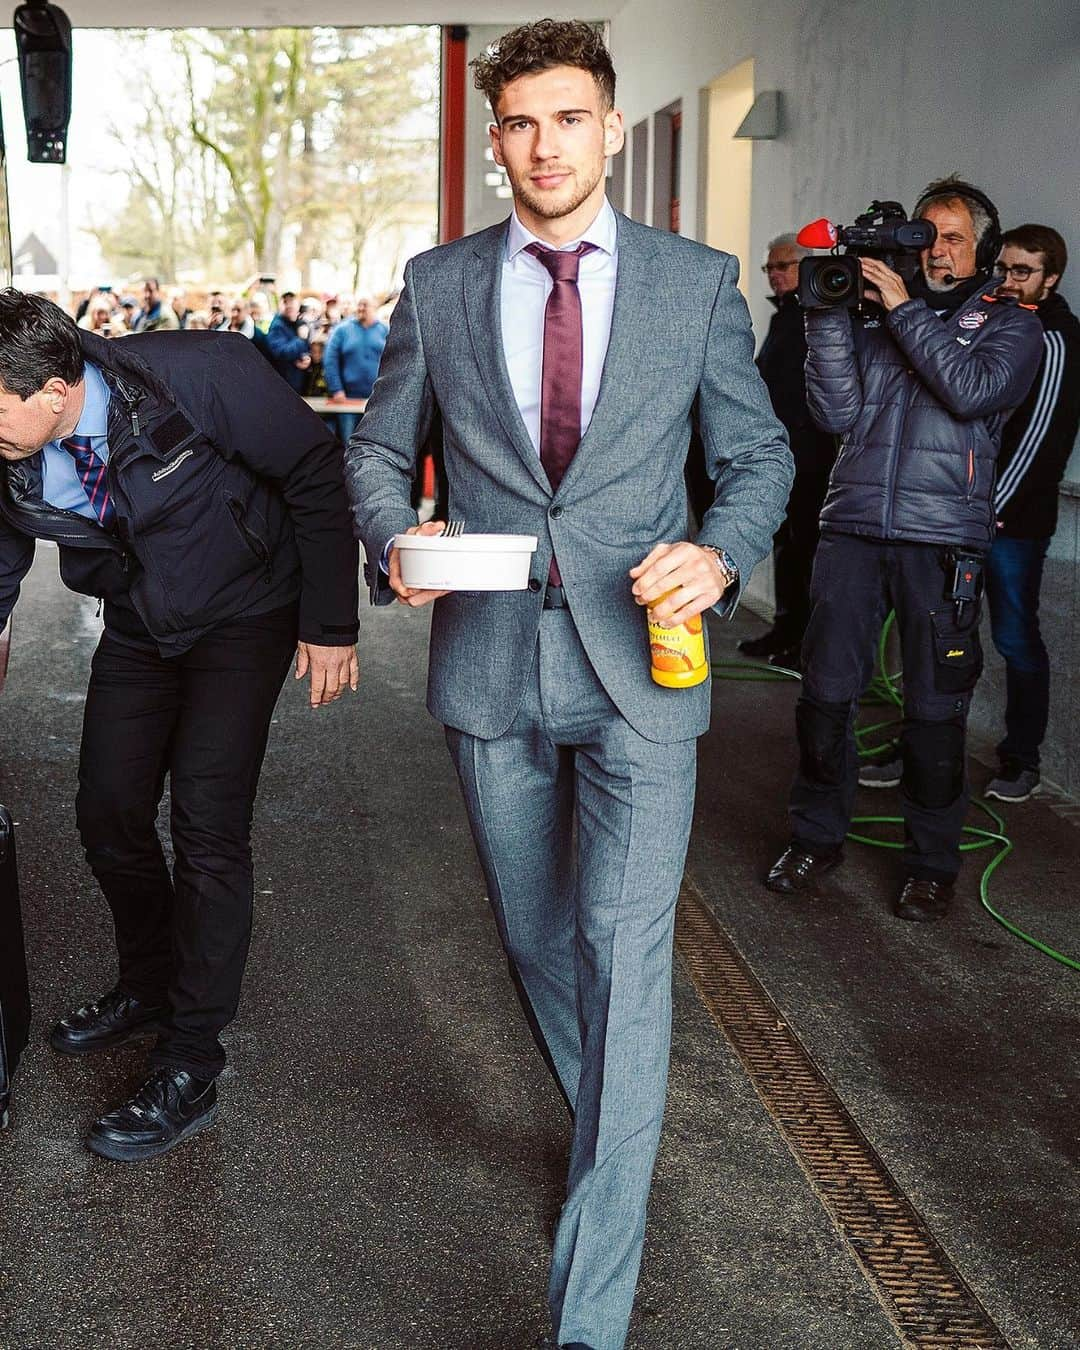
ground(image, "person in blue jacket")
xmin=324 ymin=297 xmax=388 ymax=441
xmin=264 ymin=292 xmax=312 ymax=392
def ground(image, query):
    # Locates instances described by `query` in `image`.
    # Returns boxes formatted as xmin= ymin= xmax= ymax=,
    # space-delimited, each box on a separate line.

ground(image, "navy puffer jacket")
xmin=806 ymin=283 xmax=1043 ymax=550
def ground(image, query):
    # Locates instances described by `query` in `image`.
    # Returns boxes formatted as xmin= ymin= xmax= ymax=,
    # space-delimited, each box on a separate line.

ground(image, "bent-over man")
xmin=0 ymin=290 xmax=359 ymax=1161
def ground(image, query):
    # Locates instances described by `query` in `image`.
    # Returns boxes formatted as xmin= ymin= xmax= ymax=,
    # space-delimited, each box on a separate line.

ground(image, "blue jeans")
xmin=985 ymin=535 xmax=1050 ymax=770
xmin=334 ymin=410 xmax=361 ymax=444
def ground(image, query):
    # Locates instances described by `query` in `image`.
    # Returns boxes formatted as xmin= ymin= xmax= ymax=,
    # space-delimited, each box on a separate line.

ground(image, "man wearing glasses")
xmin=983 ymin=226 xmax=1080 ymax=801
xmin=740 ymin=233 xmax=837 ymax=669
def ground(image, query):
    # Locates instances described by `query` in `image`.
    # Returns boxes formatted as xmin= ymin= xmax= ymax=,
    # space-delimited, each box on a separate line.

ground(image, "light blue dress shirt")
xmin=501 ymin=197 xmax=619 ymax=453
xmin=41 ymin=362 xmax=112 ymax=519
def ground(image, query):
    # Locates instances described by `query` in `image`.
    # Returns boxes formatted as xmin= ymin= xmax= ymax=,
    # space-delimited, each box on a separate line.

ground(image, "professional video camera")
xmin=795 ymin=201 xmax=937 ymax=309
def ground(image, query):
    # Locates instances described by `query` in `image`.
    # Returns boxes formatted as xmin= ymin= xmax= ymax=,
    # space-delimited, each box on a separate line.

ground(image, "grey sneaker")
xmin=858 ymin=756 xmax=902 ymax=788
xmin=984 ymin=765 xmax=1041 ymax=803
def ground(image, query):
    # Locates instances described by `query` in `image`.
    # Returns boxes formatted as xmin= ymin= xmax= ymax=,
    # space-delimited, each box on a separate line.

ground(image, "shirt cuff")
xmin=379 ymin=537 xmax=394 ymax=576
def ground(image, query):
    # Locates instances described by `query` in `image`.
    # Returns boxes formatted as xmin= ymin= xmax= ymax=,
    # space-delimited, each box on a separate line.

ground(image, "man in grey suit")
xmin=346 ymin=21 xmax=792 ymax=1349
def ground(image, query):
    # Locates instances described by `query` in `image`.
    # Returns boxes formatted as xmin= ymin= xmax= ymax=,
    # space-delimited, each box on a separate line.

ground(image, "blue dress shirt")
xmin=41 ymin=362 xmax=112 ymax=519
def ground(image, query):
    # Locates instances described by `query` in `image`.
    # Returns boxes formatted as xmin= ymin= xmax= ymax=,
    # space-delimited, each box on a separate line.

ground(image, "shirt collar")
xmin=506 ymin=196 xmax=617 ymax=262
xmin=74 ymin=362 xmax=110 ymax=439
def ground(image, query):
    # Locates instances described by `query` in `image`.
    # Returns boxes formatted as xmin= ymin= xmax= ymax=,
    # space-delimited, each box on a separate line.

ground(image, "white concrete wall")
xmin=608 ymin=0 xmax=1080 ymax=790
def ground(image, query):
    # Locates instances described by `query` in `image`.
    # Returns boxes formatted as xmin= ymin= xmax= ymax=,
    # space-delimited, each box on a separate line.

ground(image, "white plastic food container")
xmin=393 ymin=532 xmax=539 ymax=591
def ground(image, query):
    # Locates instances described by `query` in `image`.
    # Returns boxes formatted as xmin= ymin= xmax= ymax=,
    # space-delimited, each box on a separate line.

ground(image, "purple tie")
xmin=526 ymin=240 xmax=597 ymax=584
xmin=62 ymin=434 xmax=115 ymax=529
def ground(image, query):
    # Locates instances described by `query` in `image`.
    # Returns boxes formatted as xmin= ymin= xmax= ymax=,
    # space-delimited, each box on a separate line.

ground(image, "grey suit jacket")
xmin=345 ymin=209 xmax=793 ymax=743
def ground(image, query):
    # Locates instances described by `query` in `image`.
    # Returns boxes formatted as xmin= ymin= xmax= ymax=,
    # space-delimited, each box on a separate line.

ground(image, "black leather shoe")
xmin=50 ymin=987 xmax=166 ymax=1056
xmin=894 ymin=876 xmax=954 ymax=922
xmin=86 ymin=1068 xmax=218 ymax=1162
xmin=765 ymin=846 xmax=842 ymax=894
xmin=737 ymin=629 xmax=784 ymax=659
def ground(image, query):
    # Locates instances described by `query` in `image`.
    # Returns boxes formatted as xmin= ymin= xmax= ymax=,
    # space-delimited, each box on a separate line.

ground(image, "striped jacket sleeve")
xmin=994 ymin=329 xmax=1068 ymax=512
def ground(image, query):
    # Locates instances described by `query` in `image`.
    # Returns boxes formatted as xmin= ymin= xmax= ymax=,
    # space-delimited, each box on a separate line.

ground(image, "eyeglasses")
xmin=762 ymin=261 xmax=798 ymax=273
xmin=994 ymin=263 xmax=1044 ymax=281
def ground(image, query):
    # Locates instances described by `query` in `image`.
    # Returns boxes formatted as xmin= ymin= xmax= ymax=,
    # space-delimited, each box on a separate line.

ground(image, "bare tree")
xmin=89 ymin=26 xmax=439 ymax=286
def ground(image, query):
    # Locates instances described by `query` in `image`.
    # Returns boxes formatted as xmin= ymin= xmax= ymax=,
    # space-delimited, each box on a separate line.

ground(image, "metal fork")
xmin=441 ymin=520 xmax=466 ymax=538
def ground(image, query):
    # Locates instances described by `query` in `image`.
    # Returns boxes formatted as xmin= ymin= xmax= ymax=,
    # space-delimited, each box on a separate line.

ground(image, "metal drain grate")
xmin=674 ymin=875 xmax=1010 ymax=1349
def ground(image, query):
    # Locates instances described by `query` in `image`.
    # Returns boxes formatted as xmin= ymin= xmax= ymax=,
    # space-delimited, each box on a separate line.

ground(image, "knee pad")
xmin=902 ymin=718 xmax=965 ymax=810
xmin=796 ymin=697 xmax=851 ymax=787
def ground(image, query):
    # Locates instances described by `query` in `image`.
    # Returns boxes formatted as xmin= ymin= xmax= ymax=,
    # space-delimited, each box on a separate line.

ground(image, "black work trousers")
xmin=75 ymin=604 xmax=298 ymax=1077
xmin=788 ymin=534 xmax=982 ymax=882
xmin=772 ymin=469 xmax=831 ymax=647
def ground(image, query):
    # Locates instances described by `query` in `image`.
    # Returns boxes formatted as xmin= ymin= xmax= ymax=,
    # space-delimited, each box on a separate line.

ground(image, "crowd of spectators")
xmin=66 ymin=276 xmax=397 ymax=439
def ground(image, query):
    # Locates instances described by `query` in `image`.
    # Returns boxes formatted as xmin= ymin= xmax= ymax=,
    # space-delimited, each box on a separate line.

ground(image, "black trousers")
xmin=772 ymin=469 xmax=831 ymax=646
xmin=75 ymin=604 xmax=297 ymax=1077
xmin=788 ymin=534 xmax=982 ymax=882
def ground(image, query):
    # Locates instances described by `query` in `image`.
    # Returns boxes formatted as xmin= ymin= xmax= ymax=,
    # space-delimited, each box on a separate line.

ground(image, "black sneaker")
xmin=737 ymin=630 xmax=785 ymax=659
xmin=858 ymin=756 xmax=902 ymax=789
xmin=984 ymin=763 xmax=1041 ymax=803
xmin=50 ymin=987 xmax=166 ymax=1056
xmin=86 ymin=1068 xmax=218 ymax=1162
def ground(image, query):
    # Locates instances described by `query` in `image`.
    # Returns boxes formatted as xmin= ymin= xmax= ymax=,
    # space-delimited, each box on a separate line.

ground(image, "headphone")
xmin=913 ymin=180 xmax=1002 ymax=275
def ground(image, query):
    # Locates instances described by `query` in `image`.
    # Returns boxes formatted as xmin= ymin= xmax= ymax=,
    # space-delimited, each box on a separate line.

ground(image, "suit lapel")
xmin=464 ymin=221 xmax=552 ymax=496
xmin=557 ymin=211 xmax=661 ymax=496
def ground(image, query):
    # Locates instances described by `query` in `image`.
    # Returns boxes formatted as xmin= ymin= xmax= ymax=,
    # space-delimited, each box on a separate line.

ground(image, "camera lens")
xmin=798 ymin=255 xmax=861 ymax=308
xmin=819 ymin=266 xmax=854 ymax=299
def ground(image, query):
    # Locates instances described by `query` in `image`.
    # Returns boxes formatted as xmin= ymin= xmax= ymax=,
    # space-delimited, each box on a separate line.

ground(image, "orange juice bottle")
xmin=647 ymin=596 xmax=708 ymax=688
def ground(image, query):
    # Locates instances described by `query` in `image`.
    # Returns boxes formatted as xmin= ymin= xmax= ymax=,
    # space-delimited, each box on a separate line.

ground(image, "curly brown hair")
xmin=470 ymin=20 xmax=616 ymax=117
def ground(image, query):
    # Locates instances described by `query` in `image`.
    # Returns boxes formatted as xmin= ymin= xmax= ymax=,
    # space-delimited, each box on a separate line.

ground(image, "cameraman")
xmin=766 ymin=178 xmax=1043 ymax=921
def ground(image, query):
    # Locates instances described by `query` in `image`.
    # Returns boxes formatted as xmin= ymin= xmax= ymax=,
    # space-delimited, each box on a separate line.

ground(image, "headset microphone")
xmin=943 ymin=273 xmax=957 ymax=285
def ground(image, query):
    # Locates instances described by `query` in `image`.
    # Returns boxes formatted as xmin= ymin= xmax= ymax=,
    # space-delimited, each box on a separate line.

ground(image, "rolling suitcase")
xmin=0 ymin=803 xmax=30 ymax=1129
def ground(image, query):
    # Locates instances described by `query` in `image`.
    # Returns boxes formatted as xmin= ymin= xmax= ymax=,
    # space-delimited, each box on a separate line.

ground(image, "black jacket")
xmin=806 ymin=278 xmax=1043 ymax=550
xmin=993 ymin=291 xmax=1080 ymax=539
xmin=756 ymin=292 xmax=837 ymax=474
xmin=0 ymin=330 xmax=359 ymax=657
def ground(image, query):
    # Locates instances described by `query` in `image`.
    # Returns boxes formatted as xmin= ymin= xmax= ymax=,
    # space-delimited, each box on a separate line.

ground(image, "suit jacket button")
xmin=528 ymin=578 xmax=541 ymax=592
xmin=550 ymin=505 xmax=563 ymax=517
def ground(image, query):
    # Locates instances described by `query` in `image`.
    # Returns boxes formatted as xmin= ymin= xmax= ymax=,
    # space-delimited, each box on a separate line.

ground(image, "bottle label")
xmin=648 ymin=611 xmax=707 ymax=687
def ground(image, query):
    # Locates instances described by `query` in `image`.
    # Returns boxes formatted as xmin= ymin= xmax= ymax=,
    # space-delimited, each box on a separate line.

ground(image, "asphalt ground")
xmin=0 ymin=545 xmax=1077 ymax=1349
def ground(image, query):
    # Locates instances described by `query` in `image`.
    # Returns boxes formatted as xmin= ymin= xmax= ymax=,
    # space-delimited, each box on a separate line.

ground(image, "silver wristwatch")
xmin=702 ymin=546 xmax=739 ymax=591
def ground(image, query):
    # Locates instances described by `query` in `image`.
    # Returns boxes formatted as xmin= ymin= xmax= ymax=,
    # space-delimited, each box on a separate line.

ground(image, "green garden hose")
xmin=713 ymin=611 xmax=1078 ymax=971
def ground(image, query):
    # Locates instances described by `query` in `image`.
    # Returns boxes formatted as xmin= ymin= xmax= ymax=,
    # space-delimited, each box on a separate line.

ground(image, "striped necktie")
xmin=61 ymin=434 xmax=116 ymax=529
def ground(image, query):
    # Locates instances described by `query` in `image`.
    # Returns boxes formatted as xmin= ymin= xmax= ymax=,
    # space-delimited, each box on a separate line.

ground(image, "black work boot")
xmin=894 ymin=876 xmax=954 ymax=922
xmin=86 ymin=1068 xmax=218 ymax=1162
xmin=50 ymin=987 xmax=166 ymax=1056
xmin=765 ymin=846 xmax=842 ymax=895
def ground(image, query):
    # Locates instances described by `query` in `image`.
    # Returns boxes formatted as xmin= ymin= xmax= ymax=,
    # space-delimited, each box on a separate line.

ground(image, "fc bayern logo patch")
xmin=958 ymin=311 xmax=988 ymax=329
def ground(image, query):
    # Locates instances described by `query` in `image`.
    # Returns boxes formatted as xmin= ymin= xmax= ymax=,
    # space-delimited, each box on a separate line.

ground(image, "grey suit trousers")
xmin=446 ymin=609 xmax=696 ymax=1350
